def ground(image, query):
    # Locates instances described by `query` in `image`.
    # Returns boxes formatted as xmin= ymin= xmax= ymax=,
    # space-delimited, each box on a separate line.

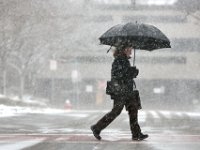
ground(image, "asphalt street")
xmin=0 ymin=110 xmax=200 ymax=150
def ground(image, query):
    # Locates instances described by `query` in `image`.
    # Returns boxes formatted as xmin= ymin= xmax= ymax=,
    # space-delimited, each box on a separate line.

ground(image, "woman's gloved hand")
xmin=128 ymin=66 xmax=139 ymax=78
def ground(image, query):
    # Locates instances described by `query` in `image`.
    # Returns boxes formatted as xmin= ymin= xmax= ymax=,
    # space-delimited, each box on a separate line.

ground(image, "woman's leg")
xmin=127 ymin=105 xmax=148 ymax=140
xmin=92 ymin=99 xmax=124 ymax=132
xmin=127 ymin=106 xmax=141 ymax=137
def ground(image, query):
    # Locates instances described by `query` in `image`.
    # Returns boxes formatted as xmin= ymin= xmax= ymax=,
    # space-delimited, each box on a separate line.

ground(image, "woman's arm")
xmin=112 ymin=59 xmax=139 ymax=81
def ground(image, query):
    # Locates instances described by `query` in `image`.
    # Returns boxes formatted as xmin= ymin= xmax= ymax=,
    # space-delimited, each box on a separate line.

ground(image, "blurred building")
xmin=34 ymin=0 xmax=200 ymax=110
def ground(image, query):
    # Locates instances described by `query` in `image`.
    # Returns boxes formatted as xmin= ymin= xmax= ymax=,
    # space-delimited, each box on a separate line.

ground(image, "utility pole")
xmin=50 ymin=58 xmax=57 ymax=105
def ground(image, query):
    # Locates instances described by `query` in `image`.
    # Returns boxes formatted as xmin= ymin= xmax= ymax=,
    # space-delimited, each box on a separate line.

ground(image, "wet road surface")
xmin=0 ymin=110 xmax=200 ymax=150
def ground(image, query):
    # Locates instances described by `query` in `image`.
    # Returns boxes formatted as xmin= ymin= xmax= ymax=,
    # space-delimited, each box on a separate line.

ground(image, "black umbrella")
xmin=99 ymin=22 xmax=171 ymax=65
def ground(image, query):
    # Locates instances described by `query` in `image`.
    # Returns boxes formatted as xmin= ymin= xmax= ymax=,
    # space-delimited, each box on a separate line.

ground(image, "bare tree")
xmin=0 ymin=0 xmax=18 ymax=95
xmin=0 ymin=0 xmax=87 ymax=99
xmin=176 ymin=0 xmax=200 ymax=24
xmin=0 ymin=0 xmax=53 ymax=98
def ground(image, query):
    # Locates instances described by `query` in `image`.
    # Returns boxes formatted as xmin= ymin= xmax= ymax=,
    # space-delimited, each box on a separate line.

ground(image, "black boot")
xmin=132 ymin=133 xmax=148 ymax=141
xmin=91 ymin=125 xmax=101 ymax=140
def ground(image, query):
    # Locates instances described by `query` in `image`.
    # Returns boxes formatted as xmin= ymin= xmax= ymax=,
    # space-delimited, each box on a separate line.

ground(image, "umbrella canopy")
xmin=99 ymin=22 xmax=171 ymax=51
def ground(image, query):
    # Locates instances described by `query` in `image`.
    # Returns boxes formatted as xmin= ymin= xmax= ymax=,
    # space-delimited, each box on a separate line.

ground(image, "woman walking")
xmin=91 ymin=45 xmax=148 ymax=141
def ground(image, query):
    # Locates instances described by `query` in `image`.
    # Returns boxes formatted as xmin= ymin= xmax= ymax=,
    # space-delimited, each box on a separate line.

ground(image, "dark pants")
xmin=93 ymin=98 xmax=141 ymax=136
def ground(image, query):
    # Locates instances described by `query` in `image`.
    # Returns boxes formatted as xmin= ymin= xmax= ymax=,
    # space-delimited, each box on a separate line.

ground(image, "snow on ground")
xmin=1 ymin=104 xmax=200 ymax=119
xmin=0 ymin=105 xmax=68 ymax=118
xmin=0 ymin=94 xmax=6 ymax=98
xmin=0 ymin=94 xmax=65 ymax=117
xmin=1 ymin=94 xmax=200 ymax=118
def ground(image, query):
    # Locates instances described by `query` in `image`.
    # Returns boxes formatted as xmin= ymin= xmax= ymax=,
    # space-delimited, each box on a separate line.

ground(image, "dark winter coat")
xmin=108 ymin=54 xmax=141 ymax=109
xmin=111 ymin=54 xmax=138 ymax=92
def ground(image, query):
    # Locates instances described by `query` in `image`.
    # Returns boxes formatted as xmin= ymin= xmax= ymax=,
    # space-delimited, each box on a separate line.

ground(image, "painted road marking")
xmin=0 ymin=138 xmax=46 ymax=150
xmin=0 ymin=134 xmax=199 ymax=144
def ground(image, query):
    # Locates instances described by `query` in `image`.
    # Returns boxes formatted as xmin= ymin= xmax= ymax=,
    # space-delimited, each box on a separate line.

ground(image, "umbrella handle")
xmin=133 ymin=49 xmax=136 ymax=66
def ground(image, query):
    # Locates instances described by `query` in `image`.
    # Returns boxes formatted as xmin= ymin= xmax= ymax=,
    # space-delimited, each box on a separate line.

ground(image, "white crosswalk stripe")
xmin=121 ymin=110 xmax=200 ymax=123
xmin=0 ymin=138 xmax=46 ymax=150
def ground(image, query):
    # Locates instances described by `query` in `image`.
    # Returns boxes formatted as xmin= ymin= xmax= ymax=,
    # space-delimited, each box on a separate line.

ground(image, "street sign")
xmin=50 ymin=60 xmax=57 ymax=71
